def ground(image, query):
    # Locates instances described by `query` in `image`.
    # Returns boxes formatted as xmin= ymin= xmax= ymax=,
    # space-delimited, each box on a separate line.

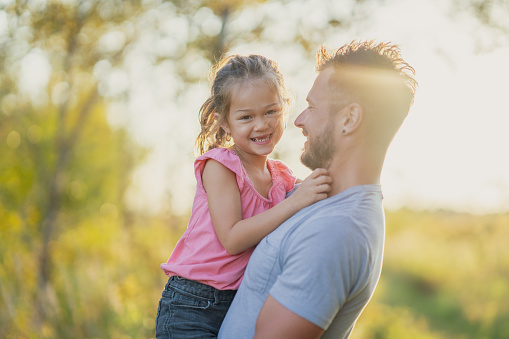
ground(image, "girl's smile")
xmin=250 ymin=134 xmax=273 ymax=144
xmin=223 ymin=79 xmax=285 ymax=159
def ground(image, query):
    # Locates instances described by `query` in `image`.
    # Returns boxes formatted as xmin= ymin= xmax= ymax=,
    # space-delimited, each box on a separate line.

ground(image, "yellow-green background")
xmin=2 ymin=0 xmax=508 ymax=338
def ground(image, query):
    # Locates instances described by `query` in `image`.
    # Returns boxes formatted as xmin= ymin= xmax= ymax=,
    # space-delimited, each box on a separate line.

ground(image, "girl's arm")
xmin=202 ymin=159 xmax=331 ymax=255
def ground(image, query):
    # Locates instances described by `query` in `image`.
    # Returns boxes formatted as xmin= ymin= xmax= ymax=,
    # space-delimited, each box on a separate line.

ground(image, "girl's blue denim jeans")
xmin=155 ymin=276 xmax=237 ymax=338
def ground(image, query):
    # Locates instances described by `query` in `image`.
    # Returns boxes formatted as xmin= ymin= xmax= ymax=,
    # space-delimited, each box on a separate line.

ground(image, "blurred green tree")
xmin=0 ymin=0 xmax=149 ymax=334
xmin=460 ymin=0 xmax=509 ymax=29
xmin=453 ymin=0 xmax=509 ymax=50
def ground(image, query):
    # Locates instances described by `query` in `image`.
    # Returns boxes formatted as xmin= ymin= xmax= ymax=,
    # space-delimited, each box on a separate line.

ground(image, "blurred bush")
xmin=352 ymin=210 xmax=509 ymax=339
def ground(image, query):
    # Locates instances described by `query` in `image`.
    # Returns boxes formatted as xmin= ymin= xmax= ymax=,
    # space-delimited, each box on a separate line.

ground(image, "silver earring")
xmin=342 ymin=129 xmax=346 ymax=134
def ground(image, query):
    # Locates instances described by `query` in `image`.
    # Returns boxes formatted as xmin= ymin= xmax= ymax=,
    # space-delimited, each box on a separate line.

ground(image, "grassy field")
xmin=1 ymin=209 xmax=508 ymax=338
xmin=353 ymin=209 xmax=509 ymax=339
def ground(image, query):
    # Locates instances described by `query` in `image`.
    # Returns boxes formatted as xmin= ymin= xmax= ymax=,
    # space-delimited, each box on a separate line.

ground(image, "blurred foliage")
xmin=0 ymin=0 xmax=151 ymax=330
xmin=455 ymin=0 xmax=509 ymax=30
xmin=352 ymin=210 xmax=509 ymax=339
xmin=2 ymin=204 xmax=509 ymax=337
xmin=1 ymin=0 xmax=509 ymax=338
xmin=452 ymin=0 xmax=509 ymax=51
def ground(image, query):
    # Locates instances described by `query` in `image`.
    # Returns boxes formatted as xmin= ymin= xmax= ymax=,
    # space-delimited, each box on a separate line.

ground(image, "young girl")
xmin=155 ymin=54 xmax=331 ymax=338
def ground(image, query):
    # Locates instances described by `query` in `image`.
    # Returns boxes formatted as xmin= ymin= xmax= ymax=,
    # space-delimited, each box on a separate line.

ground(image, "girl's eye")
xmin=240 ymin=115 xmax=251 ymax=120
xmin=266 ymin=110 xmax=279 ymax=115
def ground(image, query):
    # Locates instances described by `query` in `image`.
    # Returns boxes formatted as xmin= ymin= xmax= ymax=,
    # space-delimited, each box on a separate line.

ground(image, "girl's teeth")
xmin=252 ymin=135 xmax=270 ymax=142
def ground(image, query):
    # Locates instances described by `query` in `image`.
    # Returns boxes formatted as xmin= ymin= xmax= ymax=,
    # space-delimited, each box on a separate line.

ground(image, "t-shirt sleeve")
xmin=194 ymin=148 xmax=245 ymax=192
xmin=268 ymin=216 xmax=371 ymax=330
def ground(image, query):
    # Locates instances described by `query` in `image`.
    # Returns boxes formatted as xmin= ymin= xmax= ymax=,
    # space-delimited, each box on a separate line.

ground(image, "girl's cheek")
xmin=269 ymin=114 xmax=284 ymax=124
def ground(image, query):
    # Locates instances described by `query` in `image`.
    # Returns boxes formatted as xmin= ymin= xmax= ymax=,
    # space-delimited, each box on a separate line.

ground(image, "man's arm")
xmin=254 ymin=295 xmax=324 ymax=339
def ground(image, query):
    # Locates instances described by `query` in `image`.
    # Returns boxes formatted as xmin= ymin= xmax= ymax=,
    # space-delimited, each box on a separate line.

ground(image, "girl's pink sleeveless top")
xmin=160 ymin=148 xmax=296 ymax=290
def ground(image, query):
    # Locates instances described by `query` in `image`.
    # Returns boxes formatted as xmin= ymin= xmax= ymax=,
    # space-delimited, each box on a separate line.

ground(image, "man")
xmin=218 ymin=40 xmax=417 ymax=339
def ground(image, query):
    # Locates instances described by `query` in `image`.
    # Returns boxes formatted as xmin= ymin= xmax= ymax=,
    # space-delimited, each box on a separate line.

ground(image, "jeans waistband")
xmin=166 ymin=276 xmax=237 ymax=302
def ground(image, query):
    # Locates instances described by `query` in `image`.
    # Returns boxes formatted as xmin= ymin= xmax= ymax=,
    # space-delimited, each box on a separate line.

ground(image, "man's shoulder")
xmin=297 ymin=198 xmax=381 ymax=233
xmin=287 ymin=214 xmax=369 ymax=253
xmin=284 ymin=197 xmax=383 ymax=252
xmin=272 ymin=185 xmax=384 ymax=249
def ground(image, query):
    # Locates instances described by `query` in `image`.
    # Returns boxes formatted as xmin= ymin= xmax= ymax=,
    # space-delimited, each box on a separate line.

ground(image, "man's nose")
xmin=294 ymin=109 xmax=307 ymax=128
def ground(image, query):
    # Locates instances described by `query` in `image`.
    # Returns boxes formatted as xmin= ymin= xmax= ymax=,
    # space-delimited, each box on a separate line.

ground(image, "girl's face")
xmin=223 ymin=79 xmax=285 ymax=159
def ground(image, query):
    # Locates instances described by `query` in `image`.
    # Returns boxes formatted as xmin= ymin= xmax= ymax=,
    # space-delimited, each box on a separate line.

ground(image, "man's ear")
xmin=340 ymin=103 xmax=363 ymax=135
xmin=215 ymin=113 xmax=230 ymax=133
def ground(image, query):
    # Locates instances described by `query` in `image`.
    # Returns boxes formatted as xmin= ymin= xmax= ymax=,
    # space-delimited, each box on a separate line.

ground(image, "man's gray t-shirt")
xmin=218 ymin=185 xmax=385 ymax=339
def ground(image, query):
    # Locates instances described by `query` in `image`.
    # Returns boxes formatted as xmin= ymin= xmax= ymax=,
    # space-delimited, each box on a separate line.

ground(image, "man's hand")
xmin=254 ymin=295 xmax=324 ymax=339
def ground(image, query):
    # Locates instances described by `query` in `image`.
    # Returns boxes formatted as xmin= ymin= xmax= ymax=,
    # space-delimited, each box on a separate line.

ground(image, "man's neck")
xmin=327 ymin=149 xmax=384 ymax=197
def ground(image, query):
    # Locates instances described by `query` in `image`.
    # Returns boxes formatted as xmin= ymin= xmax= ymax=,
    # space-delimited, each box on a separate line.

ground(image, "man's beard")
xmin=300 ymin=122 xmax=336 ymax=170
